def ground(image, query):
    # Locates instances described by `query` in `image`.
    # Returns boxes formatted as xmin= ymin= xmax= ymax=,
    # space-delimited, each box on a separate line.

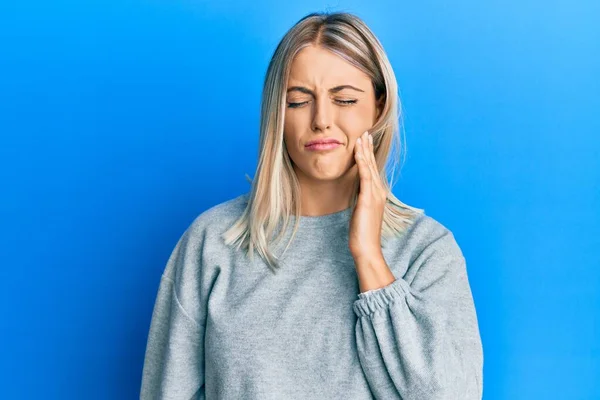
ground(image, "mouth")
xmin=305 ymin=142 xmax=342 ymax=152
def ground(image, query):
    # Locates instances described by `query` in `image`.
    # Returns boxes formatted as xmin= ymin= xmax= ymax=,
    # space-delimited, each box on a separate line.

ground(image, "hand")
xmin=348 ymin=130 xmax=387 ymax=261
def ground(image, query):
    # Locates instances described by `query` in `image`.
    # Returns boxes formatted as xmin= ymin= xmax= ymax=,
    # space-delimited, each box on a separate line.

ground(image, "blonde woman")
xmin=140 ymin=11 xmax=483 ymax=400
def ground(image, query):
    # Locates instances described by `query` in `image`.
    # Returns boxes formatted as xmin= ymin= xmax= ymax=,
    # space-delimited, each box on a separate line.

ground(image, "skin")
xmin=283 ymin=44 xmax=396 ymax=293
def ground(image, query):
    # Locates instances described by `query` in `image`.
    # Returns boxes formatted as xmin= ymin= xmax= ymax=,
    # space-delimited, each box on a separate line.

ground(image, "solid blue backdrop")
xmin=1 ymin=0 xmax=598 ymax=398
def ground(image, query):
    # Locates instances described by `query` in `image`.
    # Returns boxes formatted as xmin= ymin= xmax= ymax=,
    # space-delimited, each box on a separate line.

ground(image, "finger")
xmin=355 ymin=137 xmax=373 ymax=195
xmin=365 ymin=133 xmax=380 ymax=185
xmin=357 ymin=131 xmax=369 ymax=161
xmin=355 ymin=136 xmax=369 ymax=178
xmin=367 ymin=133 xmax=386 ymax=196
xmin=362 ymin=131 xmax=371 ymax=165
xmin=367 ymin=133 xmax=376 ymax=172
xmin=363 ymin=131 xmax=379 ymax=190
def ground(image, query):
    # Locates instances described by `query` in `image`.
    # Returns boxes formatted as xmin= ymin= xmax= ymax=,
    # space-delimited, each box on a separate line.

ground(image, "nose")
xmin=311 ymin=95 xmax=333 ymax=132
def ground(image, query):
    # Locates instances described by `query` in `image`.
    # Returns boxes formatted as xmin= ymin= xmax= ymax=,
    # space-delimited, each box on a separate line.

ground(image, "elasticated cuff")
xmin=353 ymin=278 xmax=411 ymax=317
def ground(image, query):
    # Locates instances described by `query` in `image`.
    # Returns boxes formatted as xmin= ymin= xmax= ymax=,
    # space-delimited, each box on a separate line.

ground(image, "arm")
xmin=353 ymin=230 xmax=483 ymax=400
xmin=140 ymin=230 xmax=207 ymax=400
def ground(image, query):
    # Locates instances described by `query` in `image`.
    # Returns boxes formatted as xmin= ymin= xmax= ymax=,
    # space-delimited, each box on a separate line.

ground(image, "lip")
xmin=305 ymin=142 xmax=342 ymax=151
xmin=305 ymin=138 xmax=342 ymax=147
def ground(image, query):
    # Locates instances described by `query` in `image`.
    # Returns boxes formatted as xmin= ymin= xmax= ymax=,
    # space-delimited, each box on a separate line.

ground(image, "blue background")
xmin=1 ymin=0 xmax=598 ymax=398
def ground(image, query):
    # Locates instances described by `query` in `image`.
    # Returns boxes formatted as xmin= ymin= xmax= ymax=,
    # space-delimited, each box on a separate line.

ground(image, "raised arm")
xmin=353 ymin=229 xmax=484 ymax=400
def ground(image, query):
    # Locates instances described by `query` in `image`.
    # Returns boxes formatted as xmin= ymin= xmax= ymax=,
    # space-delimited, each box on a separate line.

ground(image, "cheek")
xmin=283 ymin=103 xmax=374 ymax=139
xmin=337 ymin=105 xmax=374 ymax=134
xmin=283 ymin=110 xmax=304 ymax=139
xmin=283 ymin=113 xmax=305 ymax=157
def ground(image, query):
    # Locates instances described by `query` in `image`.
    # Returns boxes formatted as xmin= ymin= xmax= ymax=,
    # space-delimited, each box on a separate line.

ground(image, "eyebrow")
xmin=286 ymin=85 xmax=365 ymax=95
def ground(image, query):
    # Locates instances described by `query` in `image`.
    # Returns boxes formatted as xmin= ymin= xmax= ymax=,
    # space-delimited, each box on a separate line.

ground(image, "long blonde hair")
xmin=223 ymin=11 xmax=424 ymax=273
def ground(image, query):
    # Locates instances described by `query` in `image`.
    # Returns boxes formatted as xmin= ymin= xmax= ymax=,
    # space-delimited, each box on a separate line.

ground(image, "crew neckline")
xmin=287 ymin=206 xmax=353 ymax=228
xmin=238 ymin=192 xmax=353 ymax=229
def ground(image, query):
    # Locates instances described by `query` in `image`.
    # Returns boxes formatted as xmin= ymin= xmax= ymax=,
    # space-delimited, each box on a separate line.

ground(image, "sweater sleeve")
xmin=352 ymin=229 xmax=483 ymax=400
xmin=140 ymin=228 xmax=207 ymax=400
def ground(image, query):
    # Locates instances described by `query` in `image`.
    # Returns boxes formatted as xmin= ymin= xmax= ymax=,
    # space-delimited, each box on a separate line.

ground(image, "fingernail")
xmin=357 ymin=137 xmax=362 ymax=144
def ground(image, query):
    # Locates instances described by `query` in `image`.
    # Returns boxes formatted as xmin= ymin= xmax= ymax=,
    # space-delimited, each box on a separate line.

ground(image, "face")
xmin=283 ymin=44 xmax=383 ymax=184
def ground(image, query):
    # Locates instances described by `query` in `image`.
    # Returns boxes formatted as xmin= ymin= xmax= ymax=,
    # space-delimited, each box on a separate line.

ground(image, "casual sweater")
xmin=139 ymin=192 xmax=483 ymax=400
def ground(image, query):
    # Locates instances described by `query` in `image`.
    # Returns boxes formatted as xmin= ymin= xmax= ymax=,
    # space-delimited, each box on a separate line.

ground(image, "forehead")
xmin=287 ymin=45 xmax=371 ymax=87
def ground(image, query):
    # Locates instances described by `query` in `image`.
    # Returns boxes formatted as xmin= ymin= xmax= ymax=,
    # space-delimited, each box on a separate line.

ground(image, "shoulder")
xmin=162 ymin=192 xmax=250 ymax=278
xmin=185 ymin=192 xmax=249 ymax=237
xmin=172 ymin=192 xmax=250 ymax=258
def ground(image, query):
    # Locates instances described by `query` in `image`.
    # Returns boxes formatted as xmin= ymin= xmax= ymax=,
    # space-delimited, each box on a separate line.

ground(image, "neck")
xmin=295 ymin=164 xmax=358 ymax=216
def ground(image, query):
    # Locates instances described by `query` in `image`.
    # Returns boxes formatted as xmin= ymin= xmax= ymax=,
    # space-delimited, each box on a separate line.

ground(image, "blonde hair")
xmin=223 ymin=11 xmax=424 ymax=273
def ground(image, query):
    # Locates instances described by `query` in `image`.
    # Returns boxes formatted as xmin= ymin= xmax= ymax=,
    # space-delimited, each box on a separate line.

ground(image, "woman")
xmin=140 ymin=11 xmax=483 ymax=400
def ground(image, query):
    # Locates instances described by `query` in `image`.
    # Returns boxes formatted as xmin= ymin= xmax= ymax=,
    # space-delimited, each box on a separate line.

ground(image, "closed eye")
xmin=287 ymin=99 xmax=358 ymax=108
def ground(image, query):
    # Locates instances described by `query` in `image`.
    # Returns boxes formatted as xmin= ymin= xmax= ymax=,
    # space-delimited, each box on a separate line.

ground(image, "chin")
xmin=312 ymin=173 xmax=342 ymax=181
xmin=293 ymin=159 xmax=352 ymax=182
xmin=307 ymin=167 xmax=350 ymax=181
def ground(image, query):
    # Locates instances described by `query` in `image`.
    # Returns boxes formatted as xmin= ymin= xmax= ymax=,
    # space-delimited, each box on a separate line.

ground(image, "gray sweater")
xmin=140 ymin=193 xmax=483 ymax=399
